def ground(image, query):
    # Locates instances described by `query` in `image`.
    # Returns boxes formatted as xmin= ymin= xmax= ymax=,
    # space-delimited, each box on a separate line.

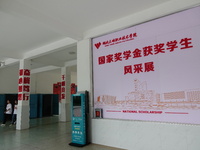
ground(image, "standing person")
xmin=10 ymin=100 xmax=18 ymax=126
xmin=1 ymin=100 xmax=12 ymax=126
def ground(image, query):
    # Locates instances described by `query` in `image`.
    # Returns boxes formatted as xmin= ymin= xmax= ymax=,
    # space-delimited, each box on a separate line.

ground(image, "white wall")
xmin=91 ymin=119 xmax=200 ymax=150
xmin=78 ymin=1 xmax=200 ymax=150
xmin=31 ymin=67 xmax=77 ymax=94
xmin=0 ymin=64 xmax=19 ymax=93
xmin=71 ymin=71 xmax=77 ymax=84
xmin=0 ymin=65 xmax=61 ymax=94
xmin=31 ymin=69 xmax=61 ymax=94
xmin=0 ymin=65 xmax=77 ymax=94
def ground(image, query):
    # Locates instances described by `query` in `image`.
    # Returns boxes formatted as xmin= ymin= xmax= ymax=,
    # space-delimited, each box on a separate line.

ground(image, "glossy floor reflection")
xmin=0 ymin=116 xmax=123 ymax=150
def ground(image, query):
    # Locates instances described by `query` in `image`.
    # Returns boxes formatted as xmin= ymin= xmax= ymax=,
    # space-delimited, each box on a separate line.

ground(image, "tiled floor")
xmin=0 ymin=116 xmax=122 ymax=150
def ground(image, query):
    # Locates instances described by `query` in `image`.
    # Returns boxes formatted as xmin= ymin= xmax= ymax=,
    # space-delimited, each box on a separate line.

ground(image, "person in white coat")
xmin=1 ymin=100 xmax=12 ymax=126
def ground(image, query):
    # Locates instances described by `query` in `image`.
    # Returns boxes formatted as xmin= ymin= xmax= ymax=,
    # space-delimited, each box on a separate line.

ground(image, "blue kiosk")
xmin=69 ymin=91 xmax=90 ymax=147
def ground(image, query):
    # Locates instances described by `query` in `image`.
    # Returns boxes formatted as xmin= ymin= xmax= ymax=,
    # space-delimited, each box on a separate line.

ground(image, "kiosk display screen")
xmin=73 ymin=96 xmax=82 ymax=117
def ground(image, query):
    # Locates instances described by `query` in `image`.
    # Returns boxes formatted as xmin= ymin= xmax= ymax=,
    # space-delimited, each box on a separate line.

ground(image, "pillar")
xmin=16 ymin=59 xmax=31 ymax=130
xmin=77 ymin=39 xmax=91 ymax=92
xmin=59 ymin=67 xmax=71 ymax=122
xmin=77 ymin=39 xmax=92 ymax=142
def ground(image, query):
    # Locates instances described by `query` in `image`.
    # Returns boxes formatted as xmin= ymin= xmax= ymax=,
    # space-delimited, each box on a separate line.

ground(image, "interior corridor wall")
xmin=78 ymin=0 xmax=200 ymax=150
xmin=71 ymin=71 xmax=77 ymax=85
xmin=0 ymin=65 xmax=77 ymax=94
xmin=0 ymin=65 xmax=60 ymax=94
xmin=31 ymin=69 xmax=61 ymax=94
xmin=31 ymin=68 xmax=77 ymax=94
xmin=0 ymin=64 xmax=19 ymax=93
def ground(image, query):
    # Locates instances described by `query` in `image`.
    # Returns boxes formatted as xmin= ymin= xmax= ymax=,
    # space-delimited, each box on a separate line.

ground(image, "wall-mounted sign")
xmin=92 ymin=6 xmax=200 ymax=124
xmin=18 ymin=69 xmax=31 ymax=101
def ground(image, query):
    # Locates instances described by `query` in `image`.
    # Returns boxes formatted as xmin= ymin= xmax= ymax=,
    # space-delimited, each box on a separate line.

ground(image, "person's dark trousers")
xmin=11 ymin=114 xmax=17 ymax=124
xmin=2 ymin=114 xmax=12 ymax=124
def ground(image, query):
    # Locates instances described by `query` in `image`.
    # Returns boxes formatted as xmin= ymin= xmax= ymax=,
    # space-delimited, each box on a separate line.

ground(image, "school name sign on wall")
xmin=92 ymin=6 xmax=200 ymax=124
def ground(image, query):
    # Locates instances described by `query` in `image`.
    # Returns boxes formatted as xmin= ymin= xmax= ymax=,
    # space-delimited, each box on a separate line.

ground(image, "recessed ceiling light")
xmin=0 ymin=61 xmax=5 ymax=67
xmin=69 ymin=51 xmax=76 ymax=55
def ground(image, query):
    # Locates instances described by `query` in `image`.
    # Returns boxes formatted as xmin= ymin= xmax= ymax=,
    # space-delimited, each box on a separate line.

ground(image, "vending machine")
xmin=69 ymin=91 xmax=90 ymax=147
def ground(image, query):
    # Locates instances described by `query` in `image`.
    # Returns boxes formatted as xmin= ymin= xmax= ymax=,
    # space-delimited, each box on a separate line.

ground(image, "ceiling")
xmin=0 ymin=0 xmax=170 ymax=71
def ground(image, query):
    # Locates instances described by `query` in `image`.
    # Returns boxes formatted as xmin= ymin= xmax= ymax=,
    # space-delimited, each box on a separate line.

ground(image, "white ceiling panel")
xmin=0 ymin=0 xmax=172 ymax=69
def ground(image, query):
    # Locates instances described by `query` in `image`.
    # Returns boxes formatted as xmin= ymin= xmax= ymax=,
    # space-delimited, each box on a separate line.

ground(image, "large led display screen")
xmin=92 ymin=6 xmax=200 ymax=124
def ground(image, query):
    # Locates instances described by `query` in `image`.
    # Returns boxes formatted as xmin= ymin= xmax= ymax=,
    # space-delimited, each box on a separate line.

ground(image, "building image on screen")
xmin=73 ymin=96 xmax=82 ymax=117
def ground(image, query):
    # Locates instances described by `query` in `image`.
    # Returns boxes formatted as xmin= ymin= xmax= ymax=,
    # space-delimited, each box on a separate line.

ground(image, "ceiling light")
xmin=69 ymin=51 xmax=76 ymax=55
xmin=0 ymin=61 xmax=5 ymax=67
